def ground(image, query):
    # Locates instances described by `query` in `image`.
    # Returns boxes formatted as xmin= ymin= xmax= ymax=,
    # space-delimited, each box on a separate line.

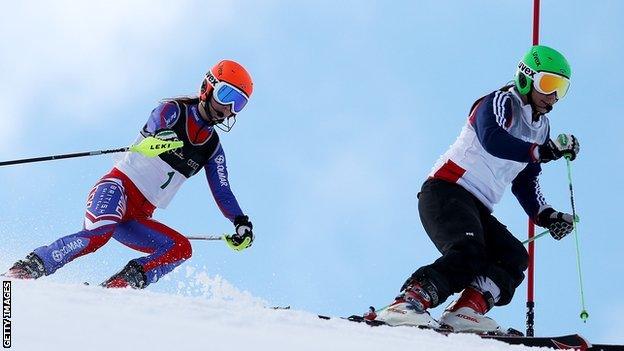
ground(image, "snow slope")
xmin=9 ymin=274 xmax=539 ymax=351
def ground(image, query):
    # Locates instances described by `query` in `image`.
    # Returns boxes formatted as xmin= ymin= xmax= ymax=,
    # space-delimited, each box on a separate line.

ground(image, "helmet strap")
xmin=215 ymin=116 xmax=236 ymax=133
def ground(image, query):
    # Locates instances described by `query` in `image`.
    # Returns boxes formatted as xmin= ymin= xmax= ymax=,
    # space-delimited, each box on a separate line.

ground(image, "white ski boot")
xmin=439 ymin=287 xmax=500 ymax=333
xmin=373 ymin=283 xmax=440 ymax=328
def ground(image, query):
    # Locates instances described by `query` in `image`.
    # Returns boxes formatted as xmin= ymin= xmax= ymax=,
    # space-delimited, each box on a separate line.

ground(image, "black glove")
xmin=536 ymin=208 xmax=575 ymax=240
xmin=225 ymin=215 xmax=254 ymax=251
xmin=538 ymin=134 xmax=580 ymax=163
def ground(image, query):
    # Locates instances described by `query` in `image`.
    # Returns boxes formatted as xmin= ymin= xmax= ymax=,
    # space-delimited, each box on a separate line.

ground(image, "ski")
xmin=483 ymin=334 xmax=590 ymax=350
xmin=316 ymin=313 xmax=606 ymax=350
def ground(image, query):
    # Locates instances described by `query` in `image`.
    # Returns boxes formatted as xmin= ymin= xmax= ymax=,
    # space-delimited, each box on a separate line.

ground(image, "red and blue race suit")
xmin=32 ymin=97 xmax=244 ymax=285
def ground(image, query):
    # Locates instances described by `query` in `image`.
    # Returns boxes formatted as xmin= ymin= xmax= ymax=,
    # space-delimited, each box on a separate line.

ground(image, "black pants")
xmin=413 ymin=179 xmax=528 ymax=306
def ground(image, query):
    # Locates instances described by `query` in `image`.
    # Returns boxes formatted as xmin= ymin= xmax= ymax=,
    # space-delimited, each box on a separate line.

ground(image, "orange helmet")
xmin=199 ymin=60 xmax=253 ymax=102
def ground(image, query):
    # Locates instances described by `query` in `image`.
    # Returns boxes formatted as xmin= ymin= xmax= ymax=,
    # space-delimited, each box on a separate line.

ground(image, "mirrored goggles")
xmin=213 ymin=81 xmax=249 ymax=114
xmin=533 ymin=72 xmax=570 ymax=99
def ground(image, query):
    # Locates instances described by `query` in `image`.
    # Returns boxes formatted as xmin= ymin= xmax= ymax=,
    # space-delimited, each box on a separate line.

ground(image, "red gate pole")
xmin=526 ymin=0 xmax=540 ymax=337
xmin=533 ymin=0 xmax=540 ymax=45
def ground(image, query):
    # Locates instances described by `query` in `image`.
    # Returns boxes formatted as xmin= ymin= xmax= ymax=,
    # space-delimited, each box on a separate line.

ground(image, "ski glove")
xmin=536 ymin=208 xmax=575 ymax=240
xmin=537 ymin=134 xmax=580 ymax=163
xmin=225 ymin=215 xmax=254 ymax=251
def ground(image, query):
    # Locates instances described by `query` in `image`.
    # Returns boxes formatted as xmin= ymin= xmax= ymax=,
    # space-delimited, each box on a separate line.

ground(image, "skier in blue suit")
xmin=6 ymin=60 xmax=255 ymax=288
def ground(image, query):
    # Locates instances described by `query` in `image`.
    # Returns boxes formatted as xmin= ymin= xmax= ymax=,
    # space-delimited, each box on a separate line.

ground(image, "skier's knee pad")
xmin=84 ymin=178 xmax=127 ymax=230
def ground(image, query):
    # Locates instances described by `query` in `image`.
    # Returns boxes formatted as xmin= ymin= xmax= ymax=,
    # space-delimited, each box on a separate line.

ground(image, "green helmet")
xmin=514 ymin=45 xmax=571 ymax=95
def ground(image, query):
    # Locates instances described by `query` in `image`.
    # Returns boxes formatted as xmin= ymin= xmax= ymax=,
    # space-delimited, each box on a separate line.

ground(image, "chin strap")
xmin=215 ymin=116 xmax=236 ymax=132
xmin=199 ymin=100 xmax=236 ymax=132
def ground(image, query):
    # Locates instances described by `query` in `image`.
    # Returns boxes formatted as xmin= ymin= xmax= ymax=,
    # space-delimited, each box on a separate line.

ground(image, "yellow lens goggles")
xmin=534 ymin=72 xmax=570 ymax=99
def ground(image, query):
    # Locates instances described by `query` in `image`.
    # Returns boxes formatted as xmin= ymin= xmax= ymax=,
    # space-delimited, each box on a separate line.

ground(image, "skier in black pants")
xmin=372 ymin=45 xmax=580 ymax=332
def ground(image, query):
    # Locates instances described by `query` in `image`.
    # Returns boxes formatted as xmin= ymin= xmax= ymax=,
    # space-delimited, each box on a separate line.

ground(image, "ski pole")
xmin=522 ymin=229 xmax=550 ymax=245
xmin=0 ymin=136 xmax=184 ymax=167
xmin=186 ymin=234 xmax=254 ymax=253
xmin=185 ymin=235 xmax=225 ymax=241
xmin=565 ymin=155 xmax=589 ymax=322
xmin=521 ymin=217 xmax=579 ymax=246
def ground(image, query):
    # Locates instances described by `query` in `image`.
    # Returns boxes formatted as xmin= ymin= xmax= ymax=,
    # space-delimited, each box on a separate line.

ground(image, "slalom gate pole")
xmin=526 ymin=0 xmax=540 ymax=337
xmin=565 ymin=157 xmax=589 ymax=322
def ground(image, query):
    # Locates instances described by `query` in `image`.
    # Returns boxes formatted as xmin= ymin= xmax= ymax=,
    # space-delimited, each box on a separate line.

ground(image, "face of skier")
xmin=199 ymin=93 xmax=234 ymax=125
xmin=530 ymin=88 xmax=558 ymax=115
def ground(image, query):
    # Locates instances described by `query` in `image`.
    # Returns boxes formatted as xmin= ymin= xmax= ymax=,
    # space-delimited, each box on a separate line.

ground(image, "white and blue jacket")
xmin=429 ymin=86 xmax=550 ymax=220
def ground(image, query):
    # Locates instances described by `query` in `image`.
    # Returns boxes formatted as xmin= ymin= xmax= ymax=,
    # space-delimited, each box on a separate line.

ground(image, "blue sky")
xmin=1 ymin=0 xmax=622 ymax=343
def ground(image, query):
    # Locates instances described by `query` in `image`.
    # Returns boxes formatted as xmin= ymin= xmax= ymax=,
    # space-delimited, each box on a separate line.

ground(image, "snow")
xmin=9 ymin=273 xmax=541 ymax=351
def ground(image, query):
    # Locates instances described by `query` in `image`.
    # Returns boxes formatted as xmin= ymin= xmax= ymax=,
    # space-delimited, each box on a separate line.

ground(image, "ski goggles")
xmin=533 ymin=71 xmax=570 ymax=99
xmin=213 ymin=81 xmax=249 ymax=114
xmin=205 ymin=79 xmax=249 ymax=114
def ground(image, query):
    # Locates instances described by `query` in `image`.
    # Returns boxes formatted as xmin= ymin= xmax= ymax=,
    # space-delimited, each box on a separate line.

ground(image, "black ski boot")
xmin=4 ymin=253 xmax=47 ymax=279
xmin=101 ymin=261 xmax=147 ymax=289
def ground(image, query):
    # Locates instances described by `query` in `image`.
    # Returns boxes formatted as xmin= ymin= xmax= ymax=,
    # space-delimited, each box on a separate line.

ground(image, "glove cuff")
xmin=234 ymin=215 xmax=252 ymax=229
xmin=538 ymin=139 xmax=563 ymax=163
xmin=536 ymin=207 xmax=555 ymax=227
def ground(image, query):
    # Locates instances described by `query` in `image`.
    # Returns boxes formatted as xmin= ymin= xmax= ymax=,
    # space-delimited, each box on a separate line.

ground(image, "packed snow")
xmin=6 ymin=269 xmax=542 ymax=351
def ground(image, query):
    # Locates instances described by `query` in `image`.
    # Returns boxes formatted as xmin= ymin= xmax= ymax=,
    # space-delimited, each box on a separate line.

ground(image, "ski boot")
xmin=3 ymin=253 xmax=47 ymax=279
xmin=373 ymin=282 xmax=440 ymax=328
xmin=101 ymin=261 xmax=147 ymax=289
xmin=439 ymin=287 xmax=501 ymax=334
